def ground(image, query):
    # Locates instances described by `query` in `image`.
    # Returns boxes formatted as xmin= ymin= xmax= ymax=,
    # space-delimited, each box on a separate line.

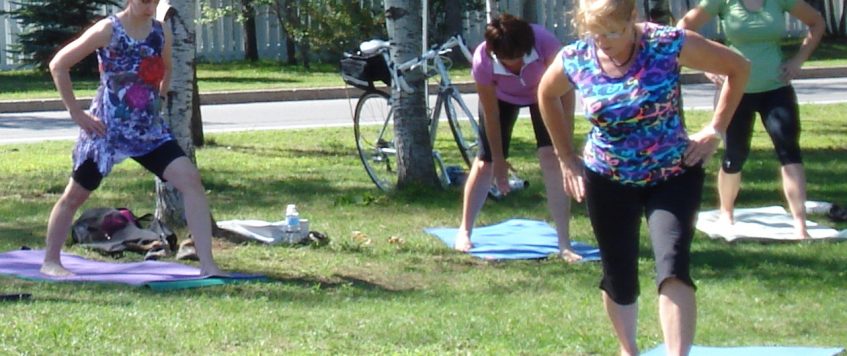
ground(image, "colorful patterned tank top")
xmin=73 ymin=15 xmax=172 ymax=176
xmin=562 ymin=23 xmax=689 ymax=186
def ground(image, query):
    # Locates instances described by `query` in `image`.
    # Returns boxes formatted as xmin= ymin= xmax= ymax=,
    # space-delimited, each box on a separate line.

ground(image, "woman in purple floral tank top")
xmin=43 ymin=0 xmax=224 ymax=277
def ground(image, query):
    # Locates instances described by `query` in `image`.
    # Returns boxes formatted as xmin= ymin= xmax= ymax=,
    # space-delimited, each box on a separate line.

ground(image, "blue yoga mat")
xmin=425 ymin=219 xmax=601 ymax=261
xmin=644 ymin=344 xmax=844 ymax=356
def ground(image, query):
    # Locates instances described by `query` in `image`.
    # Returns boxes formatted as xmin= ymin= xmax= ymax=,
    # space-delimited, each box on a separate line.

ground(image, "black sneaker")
xmin=827 ymin=204 xmax=847 ymax=222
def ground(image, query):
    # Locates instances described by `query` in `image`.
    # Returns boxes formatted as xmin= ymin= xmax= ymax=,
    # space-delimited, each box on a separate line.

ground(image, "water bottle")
xmin=489 ymin=175 xmax=529 ymax=200
xmin=285 ymin=204 xmax=300 ymax=232
xmin=508 ymin=176 xmax=528 ymax=191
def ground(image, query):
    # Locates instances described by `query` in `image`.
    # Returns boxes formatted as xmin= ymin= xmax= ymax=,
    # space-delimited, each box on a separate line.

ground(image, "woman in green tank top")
xmin=678 ymin=0 xmax=824 ymax=239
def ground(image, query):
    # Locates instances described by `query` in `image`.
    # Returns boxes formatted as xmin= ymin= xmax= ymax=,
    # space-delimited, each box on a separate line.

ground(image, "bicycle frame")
xmin=351 ymin=34 xmax=479 ymax=191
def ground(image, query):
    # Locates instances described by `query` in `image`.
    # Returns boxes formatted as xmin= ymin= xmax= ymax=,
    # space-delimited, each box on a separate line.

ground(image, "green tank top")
xmin=699 ymin=0 xmax=797 ymax=93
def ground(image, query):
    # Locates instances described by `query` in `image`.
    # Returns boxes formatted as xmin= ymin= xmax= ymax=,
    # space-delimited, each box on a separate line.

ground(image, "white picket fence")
xmin=1 ymin=0 xmax=816 ymax=70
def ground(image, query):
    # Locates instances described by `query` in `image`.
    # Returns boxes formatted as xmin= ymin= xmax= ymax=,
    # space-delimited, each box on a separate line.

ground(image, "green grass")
xmin=0 ymin=61 xmax=474 ymax=101
xmin=1 ymin=104 xmax=845 ymax=354
xmin=782 ymin=37 xmax=847 ymax=67
xmin=0 ymin=37 xmax=843 ymax=101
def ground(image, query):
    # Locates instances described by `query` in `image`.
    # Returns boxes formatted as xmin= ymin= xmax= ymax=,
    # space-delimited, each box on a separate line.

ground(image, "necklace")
xmin=609 ymin=31 xmax=637 ymax=67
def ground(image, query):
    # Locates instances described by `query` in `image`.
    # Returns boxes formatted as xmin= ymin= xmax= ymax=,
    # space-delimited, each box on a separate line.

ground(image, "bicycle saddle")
xmin=359 ymin=39 xmax=390 ymax=55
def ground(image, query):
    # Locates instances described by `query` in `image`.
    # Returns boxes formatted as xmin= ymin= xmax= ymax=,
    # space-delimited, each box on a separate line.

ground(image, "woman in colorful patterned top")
xmin=43 ymin=0 xmax=224 ymax=277
xmin=678 ymin=0 xmax=824 ymax=239
xmin=537 ymin=0 xmax=749 ymax=353
xmin=455 ymin=14 xmax=581 ymax=262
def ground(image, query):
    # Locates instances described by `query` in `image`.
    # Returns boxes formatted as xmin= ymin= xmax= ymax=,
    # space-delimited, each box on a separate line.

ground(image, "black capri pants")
xmin=72 ymin=140 xmax=187 ymax=191
xmin=585 ymin=166 xmax=704 ymax=305
xmin=477 ymin=100 xmax=553 ymax=162
xmin=722 ymin=85 xmax=802 ymax=173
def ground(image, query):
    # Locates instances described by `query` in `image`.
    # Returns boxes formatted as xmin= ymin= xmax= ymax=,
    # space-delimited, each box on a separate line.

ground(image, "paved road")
xmin=2 ymin=77 xmax=846 ymax=144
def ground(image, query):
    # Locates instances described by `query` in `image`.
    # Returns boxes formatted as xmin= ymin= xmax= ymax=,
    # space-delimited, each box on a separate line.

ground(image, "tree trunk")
xmin=191 ymin=65 xmax=205 ymax=147
xmin=644 ymin=0 xmax=674 ymax=24
xmin=522 ymin=0 xmax=537 ymax=22
xmin=486 ymin=0 xmax=499 ymax=22
xmin=156 ymin=0 xmax=198 ymax=227
xmin=384 ymin=0 xmax=439 ymax=189
xmin=283 ymin=0 xmax=298 ymax=65
xmin=442 ymin=1 xmax=463 ymax=38
xmin=241 ymin=0 xmax=259 ymax=61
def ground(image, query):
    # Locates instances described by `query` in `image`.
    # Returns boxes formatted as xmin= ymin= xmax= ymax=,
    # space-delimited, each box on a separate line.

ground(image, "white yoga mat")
xmin=217 ymin=219 xmax=310 ymax=244
xmin=696 ymin=206 xmax=847 ymax=242
xmin=644 ymin=344 xmax=843 ymax=356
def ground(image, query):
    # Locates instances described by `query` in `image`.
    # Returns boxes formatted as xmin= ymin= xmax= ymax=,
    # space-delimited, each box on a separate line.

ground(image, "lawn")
xmin=0 ymin=37 xmax=844 ymax=101
xmin=0 ymin=104 xmax=845 ymax=354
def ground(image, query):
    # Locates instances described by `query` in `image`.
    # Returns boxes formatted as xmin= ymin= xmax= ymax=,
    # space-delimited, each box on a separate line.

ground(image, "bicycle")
xmin=341 ymin=35 xmax=481 ymax=192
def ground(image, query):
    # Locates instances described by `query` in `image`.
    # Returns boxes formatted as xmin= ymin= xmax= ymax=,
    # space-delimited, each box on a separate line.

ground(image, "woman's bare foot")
xmin=717 ymin=212 xmax=734 ymax=226
xmin=794 ymin=220 xmax=810 ymax=240
xmin=559 ymin=248 xmax=583 ymax=263
xmin=200 ymin=264 xmax=228 ymax=277
xmin=40 ymin=261 xmax=73 ymax=277
xmin=453 ymin=230 xmax=472 ymax=252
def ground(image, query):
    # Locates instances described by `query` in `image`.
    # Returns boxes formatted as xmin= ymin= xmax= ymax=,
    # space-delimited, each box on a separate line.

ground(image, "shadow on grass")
xmin=206 ymin=141 xmax=350 ymax=158
xmin=0 ymin=224 xmax=42 ymax=249
xmin=692 ymin=239 xmax=846 ymax=286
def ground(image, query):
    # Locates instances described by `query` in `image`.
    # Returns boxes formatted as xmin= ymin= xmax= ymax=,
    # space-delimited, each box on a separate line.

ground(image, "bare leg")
xmin=781 ymin=163 xmax=809 ymax=239
xmin=162 ymin=157 xmax=224 ymax=276
xmin=537 ymin=147 xmax=579 ymax=262
xmin=603 ymin=291 xmax=638 ymax=356
xmin=658 ymin=278 xmax=696 ymax=356
xmin=455 ymin=157 xmax=493 ymax=252
xmin=41 ymin=179 xmax=92 ymax=276
xmin=717 ymin=170 xmax=741 ymax=225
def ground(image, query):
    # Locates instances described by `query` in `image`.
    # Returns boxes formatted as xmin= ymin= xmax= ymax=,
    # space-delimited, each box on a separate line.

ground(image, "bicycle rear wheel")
xmin=444 ymin=91 xmax=480 ymax=166
xmin=354 ymin=91 xmax=397 ymax=191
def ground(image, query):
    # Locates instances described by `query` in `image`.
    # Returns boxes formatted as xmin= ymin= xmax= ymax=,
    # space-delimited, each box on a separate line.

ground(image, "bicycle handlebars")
xmin=396 ymin=34 xmax=473 ymax=72
xmin=356 ymin=34 xmax=473 ymax=94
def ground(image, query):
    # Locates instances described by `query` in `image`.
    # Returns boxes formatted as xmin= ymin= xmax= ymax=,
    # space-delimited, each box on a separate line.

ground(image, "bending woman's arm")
xmin=49 ymin=19 xmax=112 ymax=136
xmin=677 ymin=6 xmax=728 ymax=85
xmin=676 ymin=5 xmax=713 ymax=30
xmin=537 ymin=54 xmax=583 ymax=202
xmin=678 ymin=30 xmax=751 ymax=166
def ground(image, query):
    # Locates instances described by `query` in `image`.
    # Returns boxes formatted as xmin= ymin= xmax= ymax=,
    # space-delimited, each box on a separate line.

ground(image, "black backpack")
xmin=71 ymin=208 xmax=177 ymax=258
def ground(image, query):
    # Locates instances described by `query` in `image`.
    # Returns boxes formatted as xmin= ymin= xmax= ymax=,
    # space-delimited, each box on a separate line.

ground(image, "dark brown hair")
xmin=484 ymin=13 xmax=534 ymax=59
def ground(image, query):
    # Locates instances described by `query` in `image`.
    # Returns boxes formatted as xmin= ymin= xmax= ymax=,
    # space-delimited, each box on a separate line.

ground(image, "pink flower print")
xmin=125 ymin=83 xmax=150 ymax=110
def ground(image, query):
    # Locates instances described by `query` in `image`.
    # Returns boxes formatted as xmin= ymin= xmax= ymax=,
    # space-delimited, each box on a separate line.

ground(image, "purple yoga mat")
xmin=0 ymin=249 xmax=214 ymax=286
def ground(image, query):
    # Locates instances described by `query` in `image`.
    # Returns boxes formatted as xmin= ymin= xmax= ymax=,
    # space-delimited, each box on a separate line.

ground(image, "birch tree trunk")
xmin=156 ymin=0 xmax=197 ymax=227
xmin=384 ymin=0 xmax=439 ymax=189
xmin=486 ymin=0 xmax=499 ymax=21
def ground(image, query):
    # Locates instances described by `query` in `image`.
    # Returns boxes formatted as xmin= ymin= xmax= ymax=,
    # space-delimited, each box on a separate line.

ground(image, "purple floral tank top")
xmin=73 ymin=15 xmax=172 ymax=176
xmin=562 ymin=23 xmax=689 ymax=186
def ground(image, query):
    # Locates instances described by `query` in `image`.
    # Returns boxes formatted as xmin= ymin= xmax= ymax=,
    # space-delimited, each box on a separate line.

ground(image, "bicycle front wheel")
xmin=354 ymin=90 xmax=397 ymax=191
xmin=444 ymin=92 xmax=481 ymax=166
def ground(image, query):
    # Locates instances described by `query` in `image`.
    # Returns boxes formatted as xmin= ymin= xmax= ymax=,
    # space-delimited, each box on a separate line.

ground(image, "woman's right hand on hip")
xmin=71 ymin=110 xmax=106 ymax=137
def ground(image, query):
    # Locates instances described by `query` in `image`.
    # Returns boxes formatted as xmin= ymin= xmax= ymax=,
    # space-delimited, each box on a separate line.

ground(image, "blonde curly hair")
xmin=572 ymin=0 xmax=636 ymax=37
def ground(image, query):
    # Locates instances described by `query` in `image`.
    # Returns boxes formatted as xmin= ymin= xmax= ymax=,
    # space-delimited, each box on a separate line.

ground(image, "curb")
xmin=2 ymin=66 xmax=845 ymax=113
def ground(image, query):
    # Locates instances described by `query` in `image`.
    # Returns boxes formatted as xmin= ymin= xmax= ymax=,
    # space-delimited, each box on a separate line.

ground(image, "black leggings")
xmin=477 ymin=100 xmax=552 ymax=162
xmin=585 ymin=166 xmax=704 ymax=305
xmin=72 ymin=140 xmax=186 ymax=191
xmin=722 ymin=85 xmax=802 ymax=174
